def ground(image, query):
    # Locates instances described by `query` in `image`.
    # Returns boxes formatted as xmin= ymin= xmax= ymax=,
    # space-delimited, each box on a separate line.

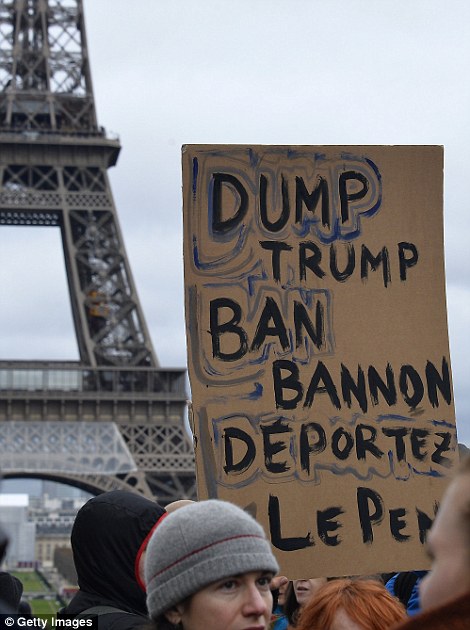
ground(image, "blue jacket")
xmin=271 ymin=604 xmax=289 ymax=630
xmin=386 ymin=571 xmax=428 ymax=616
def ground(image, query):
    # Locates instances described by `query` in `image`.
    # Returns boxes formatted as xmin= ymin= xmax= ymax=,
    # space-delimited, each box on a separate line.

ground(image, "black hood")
xmin=68 ymin=490 xmax=166 ymax=616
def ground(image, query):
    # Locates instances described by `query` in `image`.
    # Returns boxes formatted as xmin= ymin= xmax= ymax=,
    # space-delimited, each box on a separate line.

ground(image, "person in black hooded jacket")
xmin=58 ymin=490 xmax=167 ymax=630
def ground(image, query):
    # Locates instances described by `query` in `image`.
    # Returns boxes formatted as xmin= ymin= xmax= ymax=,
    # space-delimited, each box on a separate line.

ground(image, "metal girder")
xmin=0 ymin=420 xmax=138 ymax=475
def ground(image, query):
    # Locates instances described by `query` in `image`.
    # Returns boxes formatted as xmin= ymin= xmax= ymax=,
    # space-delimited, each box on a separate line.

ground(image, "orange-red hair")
xmin=296 ymin=578 xmax=406 ymax=630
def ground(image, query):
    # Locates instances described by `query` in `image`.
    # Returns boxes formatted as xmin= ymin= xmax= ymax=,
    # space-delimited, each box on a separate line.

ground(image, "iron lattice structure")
xmin=0 ymin=0 xmax=196 ymax=503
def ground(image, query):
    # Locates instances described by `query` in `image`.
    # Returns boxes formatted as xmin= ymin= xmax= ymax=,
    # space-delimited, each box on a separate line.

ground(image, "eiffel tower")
xmin=0 ymin=0 xmax=196 ymax=503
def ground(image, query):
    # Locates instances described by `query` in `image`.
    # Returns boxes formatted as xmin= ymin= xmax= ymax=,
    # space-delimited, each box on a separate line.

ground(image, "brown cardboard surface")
xmin=182 ymin=145 xmax=458 ymax=579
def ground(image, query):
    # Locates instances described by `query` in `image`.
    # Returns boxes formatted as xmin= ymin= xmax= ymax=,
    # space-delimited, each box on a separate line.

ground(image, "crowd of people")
xmin=1 ymin=453 xmax=469 ymax=629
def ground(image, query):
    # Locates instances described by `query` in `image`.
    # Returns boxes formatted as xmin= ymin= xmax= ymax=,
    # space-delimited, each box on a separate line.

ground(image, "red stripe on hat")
xmin=135 ymin=511 xmax=168 ymax=591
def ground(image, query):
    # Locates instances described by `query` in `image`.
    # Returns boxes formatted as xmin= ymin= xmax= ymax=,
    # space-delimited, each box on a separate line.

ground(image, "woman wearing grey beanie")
xmin=144 ymin=499 xmax=280 ymax=630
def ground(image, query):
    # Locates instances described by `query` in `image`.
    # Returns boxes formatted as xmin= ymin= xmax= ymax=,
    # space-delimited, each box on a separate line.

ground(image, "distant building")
xmin=41 ymin=481 xmax=92 ymax=501
xmin=35 ymin=525 xmax=71 ymax=567
xmin=0 ymin=494 xmax=36 ymax=567
xmin=31 ymin=495 xmax=87 ymax=567
xmin=0 ymin=492 xmax=88 ymax=569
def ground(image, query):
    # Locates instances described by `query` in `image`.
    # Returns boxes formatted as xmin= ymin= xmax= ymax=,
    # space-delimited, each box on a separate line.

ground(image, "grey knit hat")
xmin=145 ymin=499 xmax=279 ymax=618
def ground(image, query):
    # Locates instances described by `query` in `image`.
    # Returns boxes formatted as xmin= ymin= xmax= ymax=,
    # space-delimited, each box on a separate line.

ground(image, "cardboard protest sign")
xmin=182 ymin=145 xmax=458 ymax=578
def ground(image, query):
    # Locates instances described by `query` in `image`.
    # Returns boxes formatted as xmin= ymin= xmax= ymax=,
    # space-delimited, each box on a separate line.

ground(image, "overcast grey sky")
xmin=0 ymin=0 xmax=468 ymax=443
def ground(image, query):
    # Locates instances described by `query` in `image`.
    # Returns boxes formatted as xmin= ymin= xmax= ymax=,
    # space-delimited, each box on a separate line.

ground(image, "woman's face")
xmin=166 ymin=570 xmax=274 ymax=630
xmin=293 ymin=578 xmax=327 ymax=606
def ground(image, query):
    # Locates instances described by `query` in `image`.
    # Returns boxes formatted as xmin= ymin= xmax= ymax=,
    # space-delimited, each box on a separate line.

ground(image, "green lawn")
xmin=11 ymin=570 xmax=45 ymax=592
xmin=10 ymin=570 xmax=61 ymax=618
xmin=31 ymin=598 xmax=60 ymax=615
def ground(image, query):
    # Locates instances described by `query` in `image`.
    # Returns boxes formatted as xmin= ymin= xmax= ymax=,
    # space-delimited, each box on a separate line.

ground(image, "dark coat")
xmin=59 ymin=490 xmax=166 ymax=630
xmin=0 ymin=526 xmax=23 ymax=614
xmin=392 ymin=591 xmax=470 ymax=630
xmin=0 ymin=571 xmax=23 ymax=612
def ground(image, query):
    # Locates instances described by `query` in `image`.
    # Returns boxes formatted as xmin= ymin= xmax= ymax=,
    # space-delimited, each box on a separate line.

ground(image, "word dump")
xmin=210 ymin=162 xmax=381 ymax=241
